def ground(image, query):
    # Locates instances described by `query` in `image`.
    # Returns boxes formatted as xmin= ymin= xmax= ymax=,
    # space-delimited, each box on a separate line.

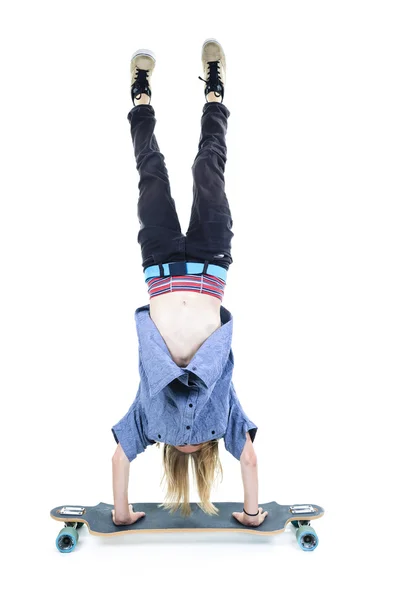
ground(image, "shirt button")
xmin=211 ymin=430 xmax=215 ymax=434
xmin=192 ymin=366 xmax=197 ymax=371
xmin=158 ymin=434 xmax=161 ymax=438
xmin=189 ymin=403 xmax=193 ymax=407
xmin=186 ymin=425 xmax=191 ymax=430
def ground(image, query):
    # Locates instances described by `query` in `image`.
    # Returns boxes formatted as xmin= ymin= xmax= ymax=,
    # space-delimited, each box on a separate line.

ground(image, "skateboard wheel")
xmin=296 ymin=525 xmax=318 ymax=551
xmin=56 ymin=526 xmax=79 ymax=553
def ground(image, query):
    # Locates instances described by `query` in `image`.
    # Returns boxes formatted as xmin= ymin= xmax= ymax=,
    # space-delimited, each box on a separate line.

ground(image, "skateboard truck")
xmin=59 ymin=506 xmax=86 ymax=516
xmin=289 ymin=505 xmax=316 ymax=515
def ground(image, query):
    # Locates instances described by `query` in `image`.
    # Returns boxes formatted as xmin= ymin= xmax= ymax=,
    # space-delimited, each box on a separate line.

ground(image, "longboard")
xmin=51 ymin=501 xmax=324 ymax=552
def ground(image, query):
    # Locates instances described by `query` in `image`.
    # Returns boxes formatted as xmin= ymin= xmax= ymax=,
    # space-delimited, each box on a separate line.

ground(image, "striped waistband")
xmin=147 ymin=273 xmax=226 ymax=301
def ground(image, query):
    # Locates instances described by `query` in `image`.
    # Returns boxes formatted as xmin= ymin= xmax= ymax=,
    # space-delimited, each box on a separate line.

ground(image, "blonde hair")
xmin=155 ymin=440 xmax=223 ymax=517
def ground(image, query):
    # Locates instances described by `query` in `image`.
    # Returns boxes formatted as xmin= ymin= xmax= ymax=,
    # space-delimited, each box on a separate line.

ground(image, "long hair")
xmin=155 ymin=440 xmax=223 ymax=517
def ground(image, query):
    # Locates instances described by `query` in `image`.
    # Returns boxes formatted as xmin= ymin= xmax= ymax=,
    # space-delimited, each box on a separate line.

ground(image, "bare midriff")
xmin=149 ymin=290 xmax=222 ymax=366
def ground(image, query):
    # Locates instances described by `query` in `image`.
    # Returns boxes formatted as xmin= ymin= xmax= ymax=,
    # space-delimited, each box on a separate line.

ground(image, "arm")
xmin=224 ymin=389 xmax=267 ymax=525
xmin=112 ymin=443 xmax=131 ymax=520
xmin=110 ymin=397 xmax=152 ymax=524
xmin=240 ymin=431 xmax=259 ymax=514
xmin=111 ymin=443 xmax=145 ymax=525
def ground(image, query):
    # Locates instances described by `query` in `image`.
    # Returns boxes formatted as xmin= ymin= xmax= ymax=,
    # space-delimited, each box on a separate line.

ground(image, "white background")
xmin=1 ymin=0 xmax=399 ymax=597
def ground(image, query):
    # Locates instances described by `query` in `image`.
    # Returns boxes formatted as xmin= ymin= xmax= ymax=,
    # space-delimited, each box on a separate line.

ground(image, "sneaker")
xmin=130 ymin=49 xmax=156 ymax=105
xmin=198 ymin=38 xmax=226 ymax=103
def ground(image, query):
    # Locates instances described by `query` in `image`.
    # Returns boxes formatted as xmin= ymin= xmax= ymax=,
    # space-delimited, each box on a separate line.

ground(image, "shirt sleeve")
xmin=224 ymin=385 xmax=258 ymax=461
xmin=111 ymin=396 xmax=154 ymax=462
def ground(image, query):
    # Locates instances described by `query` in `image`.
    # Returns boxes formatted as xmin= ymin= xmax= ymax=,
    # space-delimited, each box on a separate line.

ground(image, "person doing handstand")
xmin=111 ymin=39 xmax=267 ymax=528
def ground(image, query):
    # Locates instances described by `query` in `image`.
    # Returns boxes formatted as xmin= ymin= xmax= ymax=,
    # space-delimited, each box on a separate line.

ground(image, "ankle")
xmin=206 ymin=91 xmax=222 ymax=103
xmin=133 ymin=93 xmax=151 ymax=105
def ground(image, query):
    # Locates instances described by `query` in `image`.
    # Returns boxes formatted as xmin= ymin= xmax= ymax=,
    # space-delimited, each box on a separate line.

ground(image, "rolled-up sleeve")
xmin=111 ymin=397 xmax=153 ymax=462
xmin=224 ymin=386 xmax=258 ymax=461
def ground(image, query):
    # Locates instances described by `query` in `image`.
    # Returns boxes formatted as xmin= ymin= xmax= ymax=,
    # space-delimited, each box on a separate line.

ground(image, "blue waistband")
xmin=144 ymin=261 xmax=228 ymax=283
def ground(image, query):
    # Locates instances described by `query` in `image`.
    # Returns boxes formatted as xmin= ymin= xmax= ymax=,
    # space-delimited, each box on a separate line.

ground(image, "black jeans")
xmin=127 ymin=102 xmax=234 ymax=272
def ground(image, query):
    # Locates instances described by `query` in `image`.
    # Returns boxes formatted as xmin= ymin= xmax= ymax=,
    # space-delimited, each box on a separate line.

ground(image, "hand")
xmin=112 ymin=504 xmax=146 ymax=526
xmin=232 ymin=507 xmax=268 ymax=527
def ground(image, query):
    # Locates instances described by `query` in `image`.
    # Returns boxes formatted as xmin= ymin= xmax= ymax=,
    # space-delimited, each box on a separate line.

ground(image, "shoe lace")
xmin=132 ymin=68 xmax=150 ymax=101
xmin=198 ymin=61 xmax=222 ymax=98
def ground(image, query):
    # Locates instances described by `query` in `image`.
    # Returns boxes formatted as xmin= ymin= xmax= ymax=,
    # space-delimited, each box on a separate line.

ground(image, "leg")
xmin=186 ymin=102 xmax=234 ymax=270
xmin=127 ymin=103 xmax=185 ymax=269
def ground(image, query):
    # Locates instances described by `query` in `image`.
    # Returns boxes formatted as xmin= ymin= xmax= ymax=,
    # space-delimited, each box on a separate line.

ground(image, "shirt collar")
xmin=134 ymin=304 xmax=233 ymax=397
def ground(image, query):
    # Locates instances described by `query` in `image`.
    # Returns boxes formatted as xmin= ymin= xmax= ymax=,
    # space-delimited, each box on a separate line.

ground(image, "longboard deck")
xmin=51 ymin=501 xmax=324 ymax=536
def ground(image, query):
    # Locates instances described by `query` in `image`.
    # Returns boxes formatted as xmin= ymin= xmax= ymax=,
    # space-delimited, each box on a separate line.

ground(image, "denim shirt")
xmin=111 ymin=304 xmax=258 ymax=462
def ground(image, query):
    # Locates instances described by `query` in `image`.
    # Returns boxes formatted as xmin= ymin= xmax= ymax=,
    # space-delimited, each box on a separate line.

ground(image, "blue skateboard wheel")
xmin=56 ymin=526 xmax=79 ymax=553
xmin=296 ymin=525 xmax=319 ymax=551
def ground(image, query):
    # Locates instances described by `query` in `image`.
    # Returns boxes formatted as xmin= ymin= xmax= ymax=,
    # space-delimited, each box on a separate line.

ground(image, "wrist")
xmin=243 ymin=506 xmax=259 ymax=516
xmin=114 ymin=502 xmax=131 ymax=518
